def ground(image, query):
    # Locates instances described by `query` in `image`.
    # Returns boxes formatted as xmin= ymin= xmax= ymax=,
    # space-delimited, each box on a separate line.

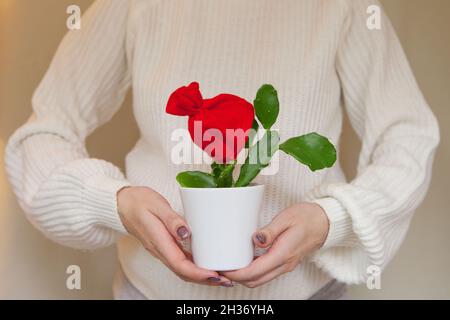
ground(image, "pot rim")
xmin=179 ymin=183 xmax=264 ymax=191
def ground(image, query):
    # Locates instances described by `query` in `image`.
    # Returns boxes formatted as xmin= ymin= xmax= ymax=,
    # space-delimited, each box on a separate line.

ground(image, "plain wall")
xmin=0 ymin=0 xmax=449 ymax=299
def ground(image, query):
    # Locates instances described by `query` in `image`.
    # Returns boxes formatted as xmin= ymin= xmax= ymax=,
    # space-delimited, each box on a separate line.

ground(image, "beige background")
xmin=0 ymin=0 xmax=449 ymax=299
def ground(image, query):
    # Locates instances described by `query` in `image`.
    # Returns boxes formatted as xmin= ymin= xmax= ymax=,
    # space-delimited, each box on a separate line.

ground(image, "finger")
xmin=253 ymin=211 xmax=292 ymax=248
xmin=244 ymin=228 xmax=306 ymax=287
xmin=175 ymin=240 xmax=193 ymax=260
xmin=242 ymin=263 xmax=291 ymax=288
xmin=166 ymin=250 xmax=233 ymax=285
xmin=222 ymin=244 xmax=285 ymax=282
xmin=224 ymin=225 xmax=301 ymax=282
xmin=142 ymin=212 xmax=232 ymax=284
xmin=138 ymin=212 xmax=218 ymax=283
xmin=151 ymin=202 xmax=191 ymax=241
xmin=173 ymin=259 xmax=233 ymax=285
xmin=161 ymin=258 xmax=229 ymax=287
xmin=195 ymin=278 xmax=234 ymax=287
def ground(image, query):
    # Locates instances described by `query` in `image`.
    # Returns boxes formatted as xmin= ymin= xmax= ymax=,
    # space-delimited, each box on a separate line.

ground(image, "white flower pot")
xmin=180 ymin=184 xmax=264 ymax=271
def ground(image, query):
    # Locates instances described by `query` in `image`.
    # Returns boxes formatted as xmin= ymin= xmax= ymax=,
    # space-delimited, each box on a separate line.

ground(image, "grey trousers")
xmin=113 ymin=265 xmax=347 ymax=300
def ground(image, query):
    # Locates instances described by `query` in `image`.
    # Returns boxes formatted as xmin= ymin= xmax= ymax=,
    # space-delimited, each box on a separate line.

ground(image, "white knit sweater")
xmin=5 ymin=0 xmax=439 ymax=299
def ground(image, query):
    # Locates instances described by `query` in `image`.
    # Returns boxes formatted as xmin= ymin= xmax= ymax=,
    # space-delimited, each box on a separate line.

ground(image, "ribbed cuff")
xmin=82 ymin=175 xmax=131 ymax=235
xmin=312 ymin=197 xmax=354 ymax=249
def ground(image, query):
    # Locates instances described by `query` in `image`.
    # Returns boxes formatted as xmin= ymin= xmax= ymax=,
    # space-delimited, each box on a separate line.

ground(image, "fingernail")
xmin=221 ymin=281 xmax=234 ymax=288
xmin=207 ymin=277 xmax=221 ymax=282
xmin=177 ymin=226 xmax=189 ymax=239
xmin=256 ymin=233 xmax=266 ymax=244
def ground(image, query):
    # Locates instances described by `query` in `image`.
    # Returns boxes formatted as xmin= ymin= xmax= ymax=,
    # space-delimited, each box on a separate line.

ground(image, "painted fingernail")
xmin=177 ymin=226 xmax=189 ymax=239
xmin=256 ymin=233 xmax=266 ymax=244
xmin=207 ymin=277 xmax=221 ymax=282
xmin=221 ymin=281 xmax=234 ymax=288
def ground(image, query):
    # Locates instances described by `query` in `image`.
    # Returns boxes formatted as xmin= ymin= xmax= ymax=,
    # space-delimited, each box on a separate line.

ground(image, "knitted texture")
xmin=5 ymin=0 xmax=439 ymax=299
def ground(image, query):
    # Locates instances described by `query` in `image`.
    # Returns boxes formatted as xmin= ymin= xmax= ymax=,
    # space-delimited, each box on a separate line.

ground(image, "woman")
xmin=5 ymin=0 xmax=439 ymax=299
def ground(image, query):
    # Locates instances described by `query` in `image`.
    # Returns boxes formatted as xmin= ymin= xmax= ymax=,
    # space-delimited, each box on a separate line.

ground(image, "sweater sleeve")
xmin=4 ymin=0 xmax=135 ymax=249
xmin=305 ymin=0 xmax=440 ymax=284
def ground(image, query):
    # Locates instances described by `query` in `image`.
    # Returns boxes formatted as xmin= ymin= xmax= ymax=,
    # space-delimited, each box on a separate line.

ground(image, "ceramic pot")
xmin=179 ymin=184 xmax=264 ymax=271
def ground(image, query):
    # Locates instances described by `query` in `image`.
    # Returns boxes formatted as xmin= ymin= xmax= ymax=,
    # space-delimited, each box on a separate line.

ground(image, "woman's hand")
xmin=117 ymin=186 xmax=233 ymax=287
xmin=222 ymin=202 xmax=329 ymax=288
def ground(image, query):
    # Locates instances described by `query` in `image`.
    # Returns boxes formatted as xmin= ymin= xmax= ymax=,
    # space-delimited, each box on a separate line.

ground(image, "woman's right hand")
xmin=117 ymin=186 xmax=233 ymax=287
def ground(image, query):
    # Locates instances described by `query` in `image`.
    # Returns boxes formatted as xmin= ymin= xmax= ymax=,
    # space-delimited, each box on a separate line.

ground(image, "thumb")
xmin=253 ymin=213 xmax=291 ymax=248
xmin=152 ymin=203 xmax=190 ymax=241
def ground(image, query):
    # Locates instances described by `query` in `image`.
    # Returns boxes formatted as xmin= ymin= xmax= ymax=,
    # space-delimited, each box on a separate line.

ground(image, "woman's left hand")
xmin=222 ymin=202 xmax=329 ymax=288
